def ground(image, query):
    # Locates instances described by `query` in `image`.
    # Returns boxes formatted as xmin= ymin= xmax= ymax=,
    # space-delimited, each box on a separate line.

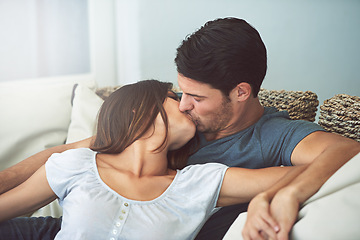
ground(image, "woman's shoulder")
xmin=181 ymin=162 xmax=228 ymax=172
xmin=45 ymin=148 xmax=97 ymax=200
xmin=170 ymin=163 xmax=228 ymax=206
xmin=177 ymin=163 xmax=228 ymax=183
xmin=49 ymin=147 xmax=94 ymax=160
xmin=46 ymin=148 xmax=96 ymax=171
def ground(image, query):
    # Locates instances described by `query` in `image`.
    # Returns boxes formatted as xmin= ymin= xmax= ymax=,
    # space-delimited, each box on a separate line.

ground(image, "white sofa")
xmin=0 ymin=77 xmax=104 ymax=217
xmin=0 ymin=78 xmax=359 ymax=238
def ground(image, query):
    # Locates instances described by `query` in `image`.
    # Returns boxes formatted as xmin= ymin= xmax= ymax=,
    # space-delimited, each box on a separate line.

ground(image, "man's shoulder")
xmin=259 ymin=107 xmax=290 ymax=122
xmin=256 ymin=107 xmax=323 ymax=137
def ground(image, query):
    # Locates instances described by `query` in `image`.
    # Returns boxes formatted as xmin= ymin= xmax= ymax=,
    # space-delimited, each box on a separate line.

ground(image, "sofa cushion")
xmin=291 ymin=153 xmax=360 ymax=239
xmin=0 ymin=77 xmax=95 ymax=171
xmin=66 ymin=84 xmax=104 ymax=144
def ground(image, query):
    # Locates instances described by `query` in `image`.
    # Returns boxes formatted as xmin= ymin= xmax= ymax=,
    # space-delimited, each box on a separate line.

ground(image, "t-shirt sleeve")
xmin=260 ymin=116 xmax=325 ymax=166
xmin=178 ymin=163 xmax=229 ymax=215
xmin=45 ymin=148 xmax=94 ymax=200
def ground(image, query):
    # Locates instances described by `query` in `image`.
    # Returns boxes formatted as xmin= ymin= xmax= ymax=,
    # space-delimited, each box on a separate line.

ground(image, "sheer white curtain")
xmin=0 ymin=0 xmax=90 ymax=82
xmin=114 ymin=0 xmax=141 ymax=85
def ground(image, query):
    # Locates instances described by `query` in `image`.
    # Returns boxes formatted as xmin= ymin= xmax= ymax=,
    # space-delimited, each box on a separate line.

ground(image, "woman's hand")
xmin=242 ymin=193 xmax=280 ymax=240
xmin=269 ymin=187 xmax=300 ymax=240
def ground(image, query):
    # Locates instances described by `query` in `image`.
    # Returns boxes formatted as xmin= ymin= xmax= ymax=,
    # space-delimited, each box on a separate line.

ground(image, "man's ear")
xmin=232 ymin=82 xmax=252 ymax=101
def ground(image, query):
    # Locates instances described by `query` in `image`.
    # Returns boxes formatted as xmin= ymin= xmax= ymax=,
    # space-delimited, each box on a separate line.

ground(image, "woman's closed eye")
xmin=167 ymin=91 xmax=180 ymax=102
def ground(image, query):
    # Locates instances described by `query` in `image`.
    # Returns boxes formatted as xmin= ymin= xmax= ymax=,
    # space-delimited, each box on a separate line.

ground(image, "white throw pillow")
xmin=0 ymin=77 xmax=95 ymax=171
xmin=65 ymin=84 xmax=104 ymax=144
xmin=31 ymin=83 xmax=103 ymax=218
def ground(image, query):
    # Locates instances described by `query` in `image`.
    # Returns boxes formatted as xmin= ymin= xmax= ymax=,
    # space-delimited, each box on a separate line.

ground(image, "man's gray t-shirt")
xmin=189 ymin=107 xmax=325 ymax=239
xmin=188 ymin=107 xmax=324 ymax=168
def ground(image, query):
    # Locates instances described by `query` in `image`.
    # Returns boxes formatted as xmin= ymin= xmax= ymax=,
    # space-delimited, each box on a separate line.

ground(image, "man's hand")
xmin=242 ymin=188 xmax=300 ymax=240
xmin=242 ymin=165 xmax=309 ymax=240
xmin=242 ymin=193 xmax=280 ymax=240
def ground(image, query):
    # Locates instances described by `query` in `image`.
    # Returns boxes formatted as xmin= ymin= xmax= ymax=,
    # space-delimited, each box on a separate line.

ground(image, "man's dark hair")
xmin=175 ymin=17 xmax=267 ymax=97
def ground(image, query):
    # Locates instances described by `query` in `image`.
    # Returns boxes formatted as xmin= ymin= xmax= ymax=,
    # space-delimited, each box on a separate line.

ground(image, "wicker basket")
xmin=95 ymin=86 xmax=121 ymax=100
xmin=95 ymin=87 xmax=320 ymax=122
xmin=258 ymin=89 xmax=319 ymax=122
xmin=318 ymin=94 xmax=360 ymax=142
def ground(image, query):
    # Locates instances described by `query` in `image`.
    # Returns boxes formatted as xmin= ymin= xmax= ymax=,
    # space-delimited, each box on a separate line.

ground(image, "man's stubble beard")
xmin=196 ymin=97 xmax=233 ymax=134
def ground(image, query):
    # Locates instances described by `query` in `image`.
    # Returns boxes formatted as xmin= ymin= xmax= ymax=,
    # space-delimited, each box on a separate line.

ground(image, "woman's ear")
xmin=231 ymin=82 xmax=252 ymax=102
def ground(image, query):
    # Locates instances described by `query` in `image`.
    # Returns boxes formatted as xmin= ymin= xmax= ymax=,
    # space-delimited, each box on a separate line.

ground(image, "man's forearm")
xmin=243 ymin=137 xmax=360 ymax=239
xmin=0 ymin=145 xmax=67 ymax=194
xmin=0 ymin=137 xmax=93 ymax=194
xmin=286 ymin=140 xmax=360 ymax=204
xmin=264 ymin=140 xmax=360 ymax=240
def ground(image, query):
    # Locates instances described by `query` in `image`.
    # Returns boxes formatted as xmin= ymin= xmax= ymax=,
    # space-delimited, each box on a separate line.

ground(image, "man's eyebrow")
xmin=184 ymin=92 xmax=207 ymax=98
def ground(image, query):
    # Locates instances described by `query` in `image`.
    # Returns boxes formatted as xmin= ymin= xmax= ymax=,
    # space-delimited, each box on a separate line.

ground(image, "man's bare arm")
xmin=243 ymin=132 xmax=360 ymax=240
xmin=291 ymin=131 xmax=358 ymax=166
xmin=268 ymin=136 xmax=360 ymax=240
xmin=0 ymin=137 xmax=93 ymax=194
xmin=290 ymin=131 xmax=360 ymax=200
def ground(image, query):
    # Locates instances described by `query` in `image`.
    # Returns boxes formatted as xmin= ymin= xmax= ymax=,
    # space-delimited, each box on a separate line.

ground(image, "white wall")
xmin=119 ymin=0 xmax=360 ymax=118
xmin=0 ymin=0 xmax=117 ymax=87
xmin=0 ymin=0 xmax=90 ymax=82
xmin=1 ymin=0 xmax=359 ymax=115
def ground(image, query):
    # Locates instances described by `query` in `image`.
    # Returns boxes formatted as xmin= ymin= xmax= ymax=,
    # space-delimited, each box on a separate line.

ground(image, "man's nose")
xmin=179 ymin=94 xmax=193 ymax=112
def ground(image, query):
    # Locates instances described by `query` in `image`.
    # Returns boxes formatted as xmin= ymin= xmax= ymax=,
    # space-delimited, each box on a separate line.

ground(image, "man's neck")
xmin=203 ymin=99 xmax=264 ymax=141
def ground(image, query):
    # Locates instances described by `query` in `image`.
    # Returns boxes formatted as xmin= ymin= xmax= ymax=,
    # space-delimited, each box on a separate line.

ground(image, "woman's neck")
xmin=97 ymin=140 xmax=171 ymax=178
xmin=95 ymin=141 xmax=177 ymax=201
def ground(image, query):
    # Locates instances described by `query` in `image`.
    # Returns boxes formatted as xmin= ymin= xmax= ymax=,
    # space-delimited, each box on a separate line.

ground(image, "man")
xmin=173 ymin=18 xmax=359 ymax=239
xmin=0 ymin=17 xmax=359 ymax=240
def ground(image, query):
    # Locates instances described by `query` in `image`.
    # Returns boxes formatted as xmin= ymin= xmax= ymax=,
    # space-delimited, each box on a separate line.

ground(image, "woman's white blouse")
xmin=45 ymin=148 xmax=228 ymax=240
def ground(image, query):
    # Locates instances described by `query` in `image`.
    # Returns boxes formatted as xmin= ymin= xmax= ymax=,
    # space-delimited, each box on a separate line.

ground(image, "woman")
xmin=0 ymin=80 xmax=299 ymax=240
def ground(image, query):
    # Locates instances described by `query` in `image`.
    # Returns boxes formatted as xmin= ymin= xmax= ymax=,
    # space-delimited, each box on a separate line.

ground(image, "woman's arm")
xmin=217 ymin=165 xmax=301 ymax=207
xmin=0 ymin=165 xmax=57 ymax=222
xmin=0 ymin=137 xmax=93 ymax=194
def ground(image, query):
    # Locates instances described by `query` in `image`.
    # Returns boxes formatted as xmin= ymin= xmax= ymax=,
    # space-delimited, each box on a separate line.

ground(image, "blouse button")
xmin=116 ymin=222 xmax=121 ymax=227
xmin=110 ymin=238 xmax=115 ymax=240
xmin=124 ymin=202 xmax=129 ymax=207
xmin=121 ymin=210 xmax=126 ymax=214
xmin=113 ymin=229 xmax=117 ymax=234
xmin=119 ymin=216 xmax=124 ymax=220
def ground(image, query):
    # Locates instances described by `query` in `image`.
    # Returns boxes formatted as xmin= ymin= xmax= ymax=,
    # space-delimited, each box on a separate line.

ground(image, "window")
xmin=0 ymin=0 xmax=90 ymax=82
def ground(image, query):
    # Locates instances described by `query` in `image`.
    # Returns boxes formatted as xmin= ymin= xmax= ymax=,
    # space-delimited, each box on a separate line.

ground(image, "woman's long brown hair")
xmin=91 ymin=80 xmax=196 ymax=169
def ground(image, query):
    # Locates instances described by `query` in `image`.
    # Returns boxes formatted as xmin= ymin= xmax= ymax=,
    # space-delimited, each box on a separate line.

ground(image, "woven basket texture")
xmin=95 ymin=86 xmax=360 ymax=141
xmin=95 ymin=86 xmax=121 ymax=100
xmin=95 ymin=87 xmax=319 ymax=122
xmin=318 ymin=94 xmax=360 ymax=142
xmin=258 ymin=89 xmax=319 ymax=122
